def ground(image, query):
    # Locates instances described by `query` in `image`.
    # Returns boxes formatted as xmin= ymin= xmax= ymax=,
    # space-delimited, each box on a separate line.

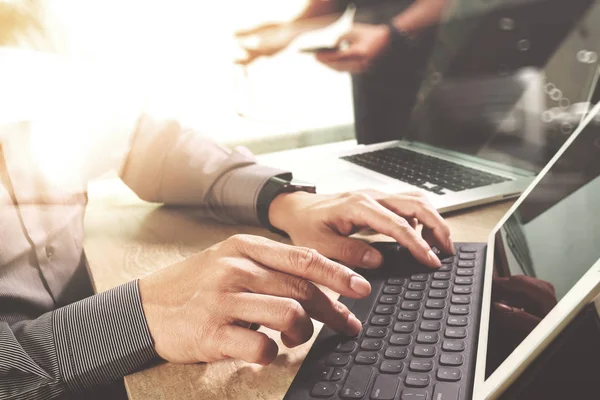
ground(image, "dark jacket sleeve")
xmin=0 ymin=281 xmax=157 ymax=400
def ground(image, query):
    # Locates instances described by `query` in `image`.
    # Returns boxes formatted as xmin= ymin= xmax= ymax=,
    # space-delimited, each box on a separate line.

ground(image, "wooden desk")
xmin=84 ymin=178 xmax=513 ymax=400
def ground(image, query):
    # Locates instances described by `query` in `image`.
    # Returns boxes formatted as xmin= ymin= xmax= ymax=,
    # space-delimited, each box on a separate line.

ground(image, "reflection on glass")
xmin=408 ymin=0 xmax=600 ymax=173
xmin=485 ymin=106 xmax=600 ymax=377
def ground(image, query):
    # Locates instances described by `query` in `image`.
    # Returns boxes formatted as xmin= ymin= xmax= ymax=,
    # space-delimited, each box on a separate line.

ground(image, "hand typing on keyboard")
xmin=139 ymin=235 xmax=370 ymax=366
xmin=269 ymin=190 xmax=453 ymax=269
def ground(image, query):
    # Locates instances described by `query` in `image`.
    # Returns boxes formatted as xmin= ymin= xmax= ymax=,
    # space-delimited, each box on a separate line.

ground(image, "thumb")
xmin=320 ymin=236 xmax=383 ymax=269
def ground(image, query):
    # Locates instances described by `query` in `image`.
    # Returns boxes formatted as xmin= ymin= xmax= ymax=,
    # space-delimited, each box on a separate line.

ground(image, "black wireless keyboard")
xmin=284 ymin=242 xmax=486 ymax=400
xmin=341 ymin=147 xmax=510 ymax=195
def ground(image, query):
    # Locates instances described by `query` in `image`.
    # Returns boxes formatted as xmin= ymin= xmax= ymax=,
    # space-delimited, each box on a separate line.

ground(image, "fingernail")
xmin=346 ymin=313 xmax=362 ymax=336
xmin=350 ymin=275 xmax=371 ymax=297
xmin=428 ymin=250 xmax=442 ymax=267
xmin=361 ymin=250 xmax=382 ymax=268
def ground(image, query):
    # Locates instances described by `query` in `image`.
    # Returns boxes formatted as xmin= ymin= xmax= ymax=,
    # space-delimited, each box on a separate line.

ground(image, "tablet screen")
xmin=484 ymin=104 xmax=600 ymax=377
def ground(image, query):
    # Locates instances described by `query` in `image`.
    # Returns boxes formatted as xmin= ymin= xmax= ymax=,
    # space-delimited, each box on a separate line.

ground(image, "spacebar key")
xmin=347 ymin=279 xmax=384 ymax=324
xmin=432 ymin=383 xmax=460 ymax=400
xmin=341 ymin=365 xmax=373 ymax=399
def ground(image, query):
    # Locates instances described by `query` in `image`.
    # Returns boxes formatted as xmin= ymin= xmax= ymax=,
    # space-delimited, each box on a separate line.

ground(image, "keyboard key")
xmin=438 ymin=265 xmax=453 ymax=272
xmin=405 ymin=291 xmax=424 ymax=300
xmin=393 ymin=322 xmax=415 ymax=333
xmin=451 ymin=295 xmax=471 ymax=304
xmin=375 ymin=305 xmax=395 ymax=315
xmin=390 ymin=334 xmax=412 ymax=346
xmin=361 ymin=339 xmax=384 ymax=351
xmin=336 ymin=341 xmax=357 ymax=353
xmin=371 ymin=375 xmax=400 ymax=400
xmin=417 ymin=332 xmax=439 ymax=344
xmin=445 ymin=328 xmax=467 ymax=339
xmin=409 ymin=359 xmax=433 ymax=372
xmin=449 ymin=305 xmax=470 ymax=315
xmin=371 ymin=316 xmax=392 ymax=325
xmin=385 ymin=347 xmax=408 ymax=360
xmin=442 ymin=340 xmax=465 ymax=352
xmin=456 ymin=268 xmax=474 ymax=277
xmin=316 ymin=366 xmax=333 ymax=381
xmin=455 ymin=277 xmax=473 ymax=285
xmin=441 ymin=256 xmax=455 ymax=264
xmin=413 ymin=345 xmax=436 ymax=358
xmin=366 ymin=327 xmax=388 ymax=338
xmin=433 ymin=383 xmax=460 ymax=400
xmin=420 ymin=321 xmax=441 ymax=331
xmin=453 ymin=286 xmax=472 ymax=294
xmin=429 ymin=289 xmax=448 ymax=298
xmin=311 ymin=382 xmax=337 ymax=398
xmin=440 ymin=354 xmax=464 ymax=366
xmin=341 ymin=365 xmax=373 ymax=398
xmin=383 ymin=286 xmax=403 ymax=295
xmin=459 ymin=253 xmax=476 ymax=260
xmin=426 ymin=299 xmax=446 ymax=309
xmin=447 ymin=316 xmax=468 ymax=327
xmin=457 ymin=260 xmax=475 ymax=268
xmin=355 ymin=352 xmax=379 ymax=365
xmin=397 ymin=311 xmax=418 ymax=321
xmin=401 ymin=389 xmax=429 ymax=400
xmin=431 ymin=281 xmax=449 ymax=289
xmin=379 ymin=360 xmax=404 ymax=374
xmin=331 ymin=368 xmax=345 ymax=381
xmin=460 ymin=246 xmax=478 ymax=253
xmin=405 ymin=374 xmax=430 ymax=388
xmin=437 ymin=367 xmax=462 ymax=382
xmin=408 ymin=282 xmax=427 ymax=291
xmin=411 ymin=274 xmax=428 ymax=282
xmin=401 ymin=301 xmax=421 ymax=311
xmin=423 ymin=310 xmax=443 ymax=320
xmin=327 ymin=354 xmax=350 ymax=367
xmin=433 ymin=272 xmax=451 ymax=280
xmin=380 ymin=295 xmax=399 ymax=304
xmin=387 ymin=277 xmax=406 ymax=285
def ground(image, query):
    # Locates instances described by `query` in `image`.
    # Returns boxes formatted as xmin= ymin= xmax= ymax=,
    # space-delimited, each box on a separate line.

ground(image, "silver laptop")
xmin=261 ymin=0 xmax=600 ymax=214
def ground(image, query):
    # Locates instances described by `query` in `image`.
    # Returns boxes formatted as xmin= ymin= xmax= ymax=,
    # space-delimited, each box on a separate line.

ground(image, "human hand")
xmin=269 ymin=190 xmax=453 ymax=269
xmin=234 ymin=23 xmax=299 ymax=65
xmin=315 ymin=23 xmax=391 ymax=73
xmin=139 ymin=235 xmax=368 ymax=365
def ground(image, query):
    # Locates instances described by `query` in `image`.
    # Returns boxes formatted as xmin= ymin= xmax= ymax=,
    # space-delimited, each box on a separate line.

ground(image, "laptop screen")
xmin=483 ymin=103 xmax=600 ymax=378
xmin=407 ymin=0 xmax=600 ymax=173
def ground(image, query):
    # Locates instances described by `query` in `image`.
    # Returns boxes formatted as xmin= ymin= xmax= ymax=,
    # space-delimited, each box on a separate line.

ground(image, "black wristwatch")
xmin=257 ymin=175 xmax=317 ymax=236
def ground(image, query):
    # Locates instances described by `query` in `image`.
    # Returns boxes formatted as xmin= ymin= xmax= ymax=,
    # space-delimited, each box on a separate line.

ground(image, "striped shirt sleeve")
xmin=0 ymin=280 xmax=157 ymax=400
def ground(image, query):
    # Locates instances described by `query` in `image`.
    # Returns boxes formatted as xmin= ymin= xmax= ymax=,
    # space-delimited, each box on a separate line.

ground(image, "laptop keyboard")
xmin=284 ymin=242 xmax=486 ymax=400
xmin=341 ymin=147 xmax=510 ymax=195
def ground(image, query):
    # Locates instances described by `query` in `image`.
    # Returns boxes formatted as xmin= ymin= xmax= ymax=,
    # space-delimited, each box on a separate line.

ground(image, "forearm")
xmin=121 ymin=114 xmax=290 ymax=226
xmin=391 ymin=0 xmax=447 ymax=33
xmin=0 ymin=281 xmax=157 ymax=400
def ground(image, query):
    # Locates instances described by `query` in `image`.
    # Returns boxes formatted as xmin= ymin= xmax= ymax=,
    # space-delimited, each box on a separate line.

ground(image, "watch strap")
xmin=257 ymin=175 xmax=316 ymax=237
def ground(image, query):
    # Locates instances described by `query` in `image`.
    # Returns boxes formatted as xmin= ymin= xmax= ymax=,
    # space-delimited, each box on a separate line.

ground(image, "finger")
xmin=409 ymin=218 xmax=419 ymax=229
xmin=217 ymin=325 xmax=279 ymax=366
xmin=343 ymin=198 xmax=441 ymax=267
xmin=318 ymin=234 xmax=383 ymax=269
xmin=229 ymin=235 xmax=371 ymax=299
xmin=234 ymin=22 xmax=282 ymax=37
xmin=226 ymin=293 xmax=314 ymax=348
xmin=243 ymin=267 xmax=362 ymax=336
xmin=378 ymin=194 xmax=454 ymax=254
xmin=326 ymin=61 xmax=366 ymax=74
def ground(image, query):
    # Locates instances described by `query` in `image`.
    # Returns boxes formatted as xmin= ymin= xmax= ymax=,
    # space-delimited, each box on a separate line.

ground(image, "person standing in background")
xmin=236 ymin=0 xmax=447 ymax=144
